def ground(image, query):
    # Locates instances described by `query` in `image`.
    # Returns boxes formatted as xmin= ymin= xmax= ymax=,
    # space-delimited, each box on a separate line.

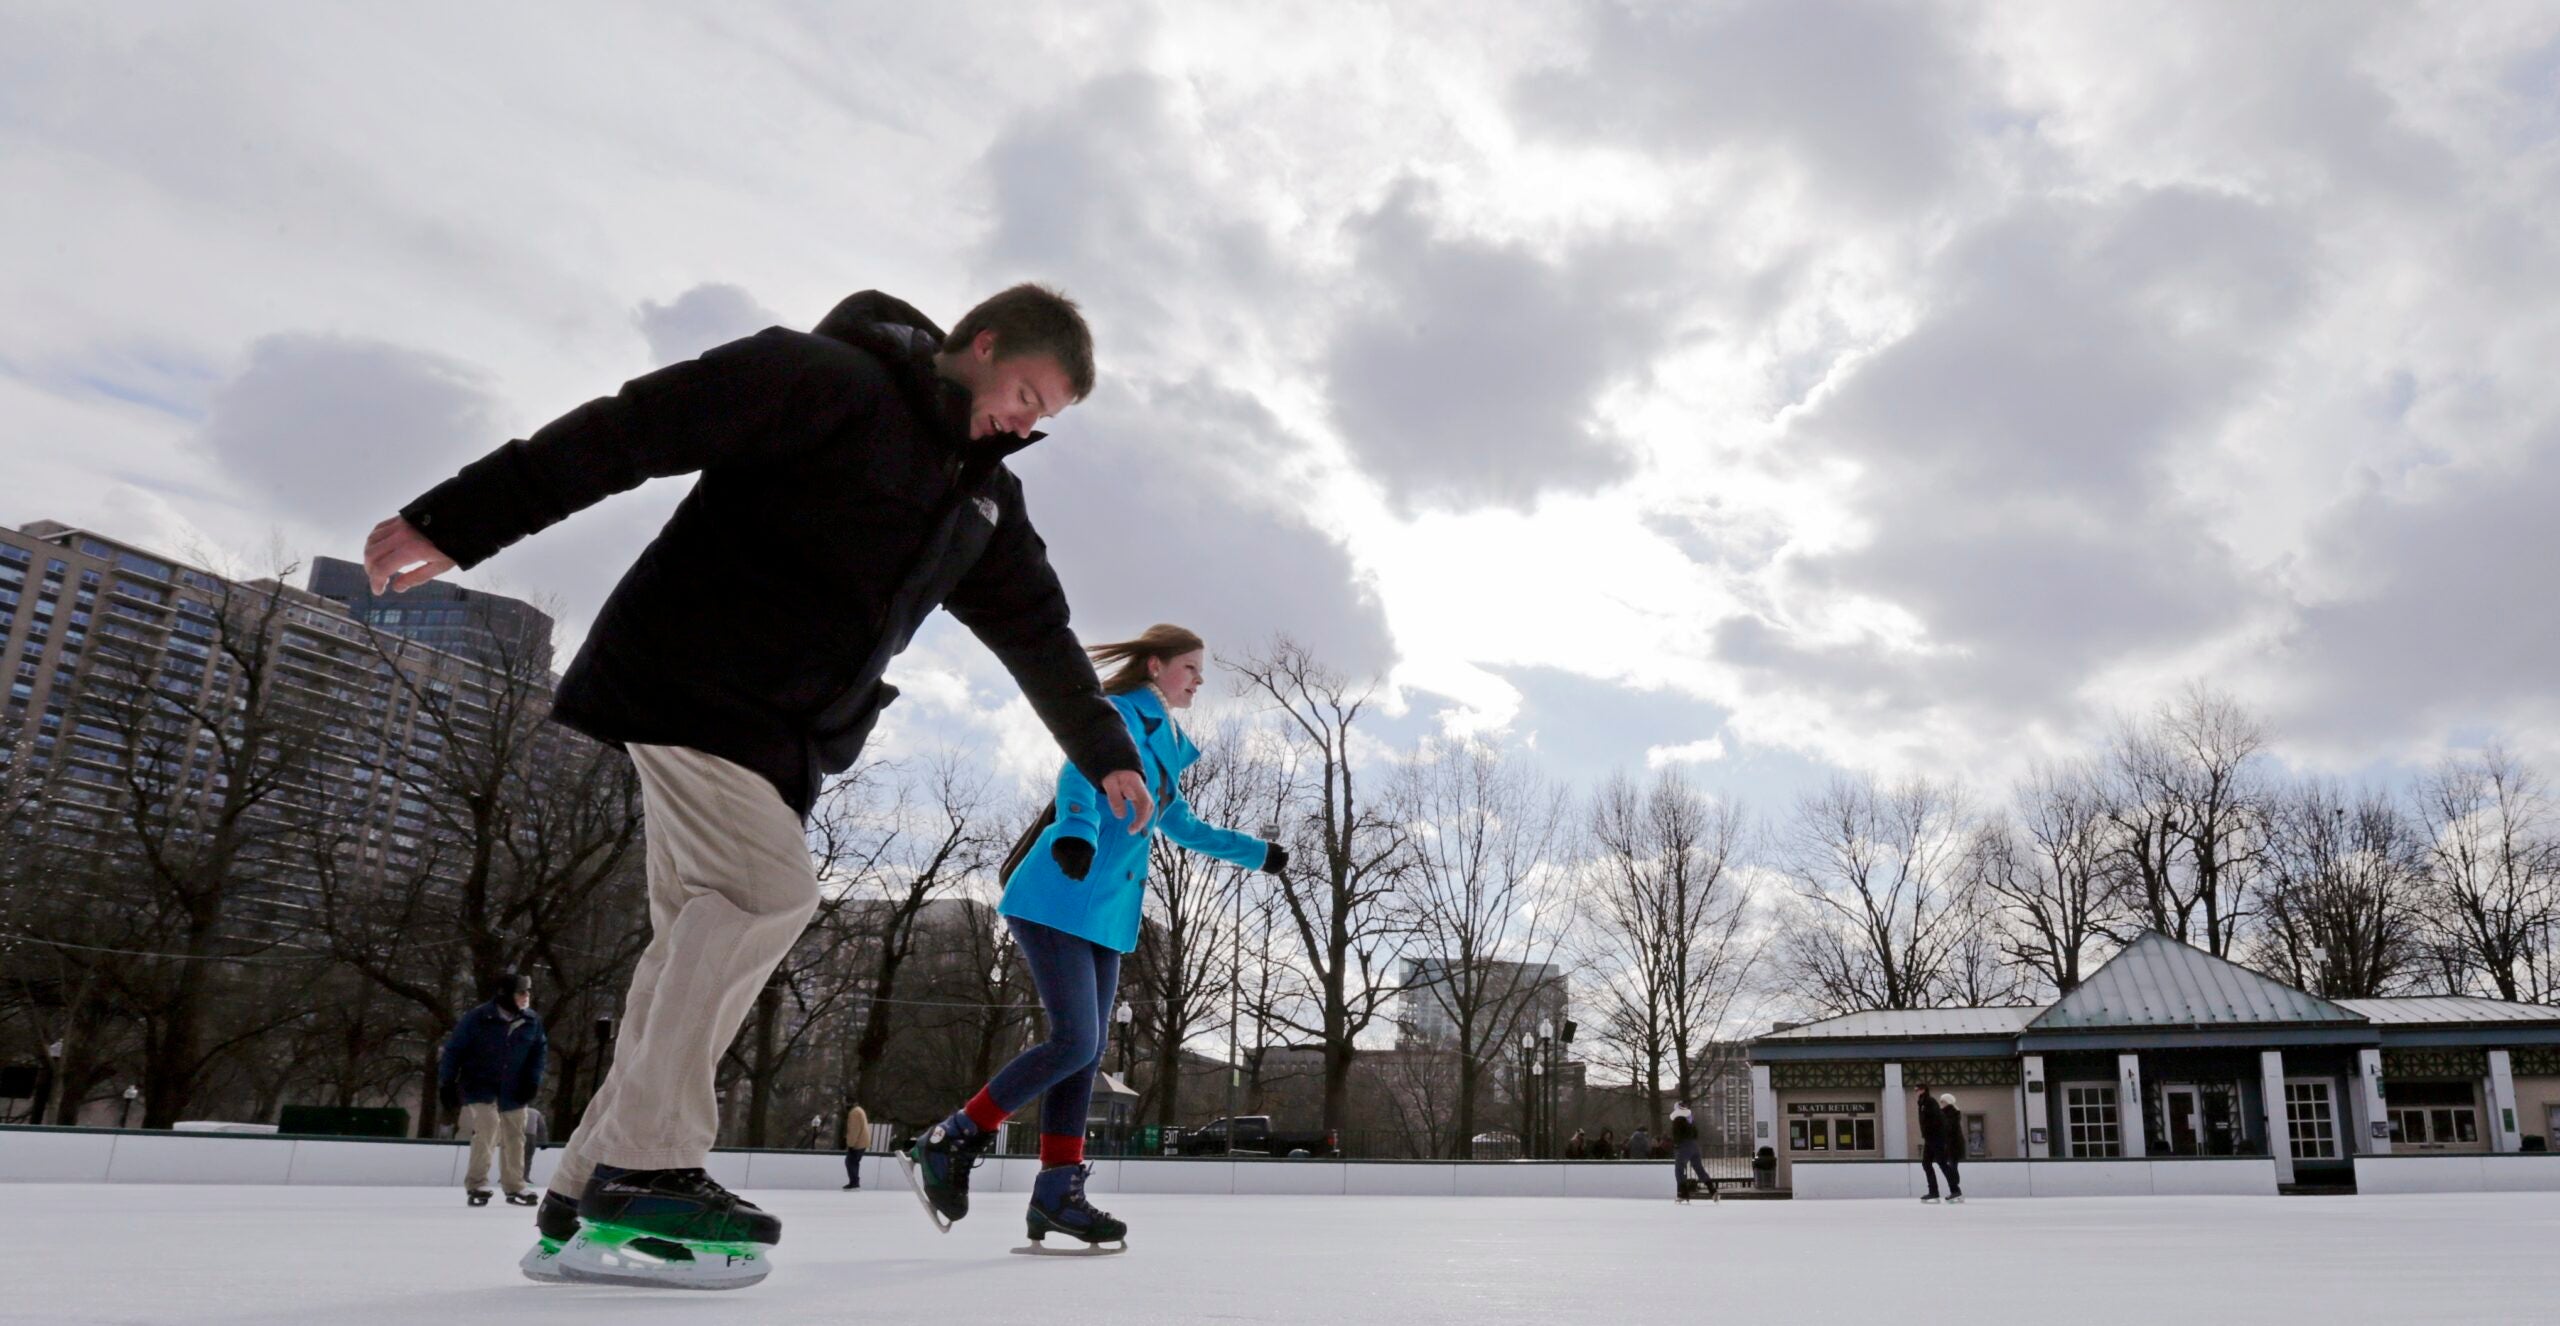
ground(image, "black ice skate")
xmin=467 ymin=1189 xmax=493 ymax=1207
xmin=1016 ymin=1162 xmax=1127 ymax=1256
xmin=505 ymin=1190 xmax=539 ymax=1206
xmin=903 ymin=1112 xmax=997 ymax=1233
xmin=551 ymin=1166 xmax=779 ymax=1291
xmin=519 ymin=1190 xmax=583 ymax=1284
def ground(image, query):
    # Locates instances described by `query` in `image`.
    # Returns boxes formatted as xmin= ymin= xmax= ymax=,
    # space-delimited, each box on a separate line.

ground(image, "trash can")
xmin=1752 ymin=1145 xmax=1777 ymax=1190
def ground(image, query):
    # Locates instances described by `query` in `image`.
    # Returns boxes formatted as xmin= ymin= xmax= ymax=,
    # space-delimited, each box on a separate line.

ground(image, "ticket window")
xmin=1790 ymin=1115 xmax=1878 ymax=1154
xmin=2383 ymin=1081 xmax=2480 ymax=1150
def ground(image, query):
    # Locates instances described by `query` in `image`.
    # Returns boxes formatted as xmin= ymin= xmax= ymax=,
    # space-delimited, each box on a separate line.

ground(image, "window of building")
xmin=0 ymin=543 xmax=28 ymax=565
xmin=2284 ymin=1080 xmax=2338 ymax=1160
xmin=115 ymin=551 xmax=172 ymax=582
xmin=2064 ymin=1083 xmax=2122 ymax=1157
xmin=2383 ymin=1081 xmax=2479 ymax=1147
xmin=1786 ymin=1105 xmax=1876 ymax=1154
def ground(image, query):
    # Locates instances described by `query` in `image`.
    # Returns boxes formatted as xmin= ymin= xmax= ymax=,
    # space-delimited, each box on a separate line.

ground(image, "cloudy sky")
xmin=5 ymin=1 xmax=2557 ymax=804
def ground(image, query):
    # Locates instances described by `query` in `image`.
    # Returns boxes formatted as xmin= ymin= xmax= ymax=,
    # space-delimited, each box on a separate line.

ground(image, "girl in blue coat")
xmin=907 ymin=625 xmax=1284 ymax=1248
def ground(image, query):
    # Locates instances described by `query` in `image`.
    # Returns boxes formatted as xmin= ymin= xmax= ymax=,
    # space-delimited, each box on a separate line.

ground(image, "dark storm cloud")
xmin=1324 ymin=181 xmax=1675 ymax=513
xmin=635 ymin=283 xmax=784 ymax=367
xmin=972 ymin=72 xmax=1283 ymax=363
xmin=1730 ymin=186 xmax=2320 ymax=729
xmin=1007 ymin=376 xmax=1396 ymax=681
xmin=2275 ymin=432 xmax=2560 ymax=747
xmin=1513 ymin=0 xmax=1988 ymax=211
xmin=195 ymin=333 xmax=493 ymax=530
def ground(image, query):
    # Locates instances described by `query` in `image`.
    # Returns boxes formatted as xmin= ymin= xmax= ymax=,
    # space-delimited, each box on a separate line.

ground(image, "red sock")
xmin=962 ymin=1088 xmax=1008 ymax=1132
xmin=1040 ymin=1133 xmax=1086 ymax=1168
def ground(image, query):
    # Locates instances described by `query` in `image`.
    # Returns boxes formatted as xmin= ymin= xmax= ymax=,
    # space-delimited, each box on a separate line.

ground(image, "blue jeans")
xmin=1675 ymin=1140 xmax=1711 ymax=1189
xmin=983 ymin=917 xmax=1122 ymax=1139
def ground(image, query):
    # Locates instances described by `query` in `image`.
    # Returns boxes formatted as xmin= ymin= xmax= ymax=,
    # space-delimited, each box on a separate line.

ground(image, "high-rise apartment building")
xmin=0 ymin=520 xmax=565 ymax=941
xmin=305 ymin=555 xmax=554 ymax=673
xmin=1397 ymin=958 xmax=1570 ymax=1052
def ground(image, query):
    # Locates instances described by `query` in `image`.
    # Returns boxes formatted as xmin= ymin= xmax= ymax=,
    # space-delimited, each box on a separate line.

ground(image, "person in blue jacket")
xmin=440 ymin=972 xmax=548 ymax=1207
xmin=907 ymin=625 xmax=1284 ymax=1249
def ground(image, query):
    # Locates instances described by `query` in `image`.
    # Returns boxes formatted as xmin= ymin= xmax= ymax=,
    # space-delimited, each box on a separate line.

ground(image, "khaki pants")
xmin=461 ymin=1103 xmax=528 ymax=1194
xmin=547 ymin=745 xmax=819 ymax=1199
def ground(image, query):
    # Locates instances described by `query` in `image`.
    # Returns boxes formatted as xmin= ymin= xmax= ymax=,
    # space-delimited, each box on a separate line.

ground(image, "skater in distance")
xmin=440 ymin=972 xmax=545 ymax=1209
xmin=907 ymin=626 xmax=1287 ymax=1255
xmin=366 ymin=283 xmax=1156 ymax=1290
xmin=1917 ymin=1085 xmax=1965 ymax=1204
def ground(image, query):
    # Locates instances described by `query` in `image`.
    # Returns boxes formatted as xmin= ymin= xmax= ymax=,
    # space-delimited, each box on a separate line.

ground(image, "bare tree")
xmin=2251 ymin=780 xmax=2424 ymax=997
xmin=2100 ymin=722 xmax=2189 ymax=941
xmin=1232 ymin=637 xmax=1410 ymax=1135
xmin=1978 ymin=760 xmax=2120 ymax=994
xmin=2415 ymin=745 xmax=2560 ymax=1002
xmin=1128 ymin=715 xmax=1269 ymax=1130
xmin=310 ymin=617 xmax=648 ymax=1138
xmin=1395 ymin=739 xmax=1571 ymax=1156
xmin=1775 ymin=774 xmax=1973 ymax=1014
xmin=60 ymin=569 xmax=336 ymax=1126
xmin=1580 ymin=768 xmax=1757 ymax=1137
xmin=2160 ymin=686 xmax=2268 ymax=957
xmin=823 ymin=751 xmax=1001 ymax=1109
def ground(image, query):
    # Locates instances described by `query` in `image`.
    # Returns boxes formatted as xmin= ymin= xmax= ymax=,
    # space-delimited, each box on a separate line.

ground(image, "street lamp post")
xmin=1116 ymin=1001 xmax=1136 ymax=1156
xmin=1524 ymin=1031 xmax=1543 ymax=1159
xmin=1552 ymin=1019 xmax=1576 ymax=1159
xmin=119 ymin=1084 xmax=138 ymax=1130
xmin=1537 ymin=1018 xmax=1554 ymax=1159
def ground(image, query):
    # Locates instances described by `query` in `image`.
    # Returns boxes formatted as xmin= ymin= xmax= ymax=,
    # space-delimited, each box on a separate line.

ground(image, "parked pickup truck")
xmin=1176 ymin=1115 xmax=1340 ymax=1158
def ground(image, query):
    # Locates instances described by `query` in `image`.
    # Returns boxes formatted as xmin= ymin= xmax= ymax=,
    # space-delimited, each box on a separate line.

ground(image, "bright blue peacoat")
xmin=998 ymin=686 xmax=1270 ymax=953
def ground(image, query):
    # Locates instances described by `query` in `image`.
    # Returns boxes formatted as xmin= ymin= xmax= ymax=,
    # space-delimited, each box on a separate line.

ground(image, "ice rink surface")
xmin=11 ymin=1184 xmax=2558 ymax=1325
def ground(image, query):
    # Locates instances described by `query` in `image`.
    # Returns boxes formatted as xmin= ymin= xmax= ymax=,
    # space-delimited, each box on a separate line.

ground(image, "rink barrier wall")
xmin=0 ymin=1126 xmax=1678 ymax=1198
xmin=1787 ymin=1157 xmax=2281 ymax=1200
xmin=2352 ymin=1154 xmax=2560 ymax=1195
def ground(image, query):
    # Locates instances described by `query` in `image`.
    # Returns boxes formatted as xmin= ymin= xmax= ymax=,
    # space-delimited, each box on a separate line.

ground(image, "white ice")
xmin=11 ymin=1184 xmax=2556 ymax=1325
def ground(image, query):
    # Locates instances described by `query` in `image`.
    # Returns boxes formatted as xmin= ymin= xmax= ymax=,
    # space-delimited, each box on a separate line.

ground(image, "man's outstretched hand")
xmin=1100 ymin=769 xmax=1153 ymax=834
xmin=365 ymin=515 xmax=456 ymax=594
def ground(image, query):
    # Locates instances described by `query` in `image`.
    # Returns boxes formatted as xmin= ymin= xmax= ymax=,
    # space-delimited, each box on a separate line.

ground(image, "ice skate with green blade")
xmin=549 ymin=1166 xmax=779 ymax=1290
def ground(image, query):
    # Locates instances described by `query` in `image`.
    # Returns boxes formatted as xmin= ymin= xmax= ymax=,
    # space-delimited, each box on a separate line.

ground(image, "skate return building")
xmin=1747 ymin=931 xmax=2560 ymax=1197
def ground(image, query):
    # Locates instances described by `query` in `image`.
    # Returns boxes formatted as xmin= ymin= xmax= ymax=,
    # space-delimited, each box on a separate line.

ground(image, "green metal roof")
xmin=2337 ymin=996 xmax=2560 ymax=1027
xmin=2026 ymin=932 xmax=2364 ymax=1031
xmin=1759 ymin=1006 xmax=2045 ymax=1041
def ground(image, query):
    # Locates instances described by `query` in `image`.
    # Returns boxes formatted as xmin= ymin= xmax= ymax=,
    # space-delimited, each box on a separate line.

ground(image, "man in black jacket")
xmin=440 ymin=972 xmax=546 ymax=1207
xmin=1916 ymin=1084 xmax=1963 ymax=1203
xmin=367 ymin=284 xmax=1154 ymax=1289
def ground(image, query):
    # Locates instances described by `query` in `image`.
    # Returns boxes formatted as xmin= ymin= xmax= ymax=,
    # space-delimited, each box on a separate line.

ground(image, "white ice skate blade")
xmin=1012 ymin=1240 xmax=1127 ymax=1257
xmin=898 ymin=1153 xmax=955 ymax=1234
xmin=519 ymin=1240 xmax=569 ymax=1284
xmin=551 ymin=1231 xmax=769 ymax=1291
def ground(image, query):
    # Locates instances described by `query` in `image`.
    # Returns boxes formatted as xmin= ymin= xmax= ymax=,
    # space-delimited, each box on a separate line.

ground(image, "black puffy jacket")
xmin=400 ymin=291 xmax=1139 ymax=816
xmin=439 ymin=1001 xmax=546 ymax=1111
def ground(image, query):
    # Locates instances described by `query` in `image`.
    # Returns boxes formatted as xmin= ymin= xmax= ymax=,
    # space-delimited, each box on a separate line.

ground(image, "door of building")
xmin=2284 ymin=1079 xmax=2340 ymax=1161
xmin=2163 ymin=1085 xmax=2202 ymax=1155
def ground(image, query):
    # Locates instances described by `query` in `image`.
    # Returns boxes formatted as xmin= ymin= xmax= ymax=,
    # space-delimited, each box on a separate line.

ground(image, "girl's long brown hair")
xmin=1089 ymin=624 xmax=1205 ymax=696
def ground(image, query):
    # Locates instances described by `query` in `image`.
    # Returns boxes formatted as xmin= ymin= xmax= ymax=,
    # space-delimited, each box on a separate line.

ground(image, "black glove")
xmin=1053 ymin=837 xmax=1095 ymax=881
xmin=438 ymin=1079 xmax=461 ymax=1112
xmin=1260 ymin=842 xmax=1289 ymax=876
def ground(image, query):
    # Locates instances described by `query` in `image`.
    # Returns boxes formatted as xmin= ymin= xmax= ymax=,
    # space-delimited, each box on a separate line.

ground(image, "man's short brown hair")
xmin=948 ymin=283 xmax=1096 ymax=400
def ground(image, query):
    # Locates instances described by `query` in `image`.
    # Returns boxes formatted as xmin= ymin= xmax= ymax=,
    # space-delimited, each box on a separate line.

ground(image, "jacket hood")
xmin=812 ymin=290 xmax=1045 ymax=461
